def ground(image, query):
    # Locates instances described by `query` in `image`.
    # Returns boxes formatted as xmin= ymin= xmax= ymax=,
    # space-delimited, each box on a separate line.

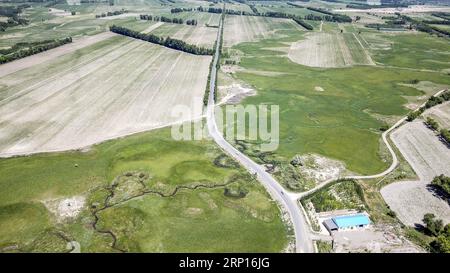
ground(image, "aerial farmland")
xmin=0 ymin=0 xmax=449 ymax=256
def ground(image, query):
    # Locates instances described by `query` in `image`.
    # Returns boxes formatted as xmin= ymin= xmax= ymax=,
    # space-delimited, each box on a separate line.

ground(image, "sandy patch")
xmin=291 ymin=154 xmax=347 ymax=185
xmin=381 ymin=120 xmax=450 ymax=226
xmin=44 ymin=196 xmax=85 ymax=222
xmin=185 ymin=207 xmax=204 ymax=216
xmin=218 ymin=83 xmax=256 ymax=104
xmin=315 ymin=86 xmax=324 ymax=92
xmin=332 ymin=225 xmax=423 ymax=253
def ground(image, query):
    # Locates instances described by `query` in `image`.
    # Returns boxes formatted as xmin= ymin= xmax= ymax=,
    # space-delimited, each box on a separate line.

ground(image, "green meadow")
xmin=0 ymin=127 xmax=288 ymax=252
xmin=369 ymin=33 xmax=450 ymax=71
xmin=228 ymin=29 xmax=450 ymax=186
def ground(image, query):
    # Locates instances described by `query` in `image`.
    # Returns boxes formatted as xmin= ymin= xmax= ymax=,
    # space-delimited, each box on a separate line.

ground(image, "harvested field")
xmin=223 ymin=15 xmax=303 ymax=47
xmin=141 ymin=22 xmax=164 ymax=34
xmin=0 ymin=32 xmax=117 ymax=78
xmin=423 ymin=101 xmax=450 ymax=129
xmin=150 ymin=24 xmax=218 ymax=49
xmin=381 ymin=120 xmax=450 ymax=226
xmin=0 ymin=35 xmax=211 ymax=157
xmin=288 ymin=32 xmax=374 ymax=68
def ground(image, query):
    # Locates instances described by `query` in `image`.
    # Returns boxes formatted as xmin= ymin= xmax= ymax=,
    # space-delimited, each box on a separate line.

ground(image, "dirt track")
xmin=0 ymin=36 xmax=211 ymax=157
xmin=0 ymin=32 xmax=117 ymax=78
xmin=381 ymin=120 xmax=450 ymax=226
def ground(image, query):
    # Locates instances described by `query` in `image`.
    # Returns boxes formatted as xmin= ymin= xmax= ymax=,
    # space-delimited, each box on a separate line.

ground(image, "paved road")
xmin=205 ymin=17 xmax=314 ymax=253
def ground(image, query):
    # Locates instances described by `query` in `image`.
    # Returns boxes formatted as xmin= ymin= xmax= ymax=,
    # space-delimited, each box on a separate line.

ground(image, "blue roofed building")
xmin=323 ymin=214 xmax=371 ymax=233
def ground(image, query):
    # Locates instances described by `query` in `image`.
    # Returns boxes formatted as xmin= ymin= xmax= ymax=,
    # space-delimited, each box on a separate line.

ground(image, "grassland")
xmin=222 ymin=26 xmax=450 ymax=190
xmin=0 ymin=127 xmax=289 ymax=252
xmin=365 ymin=32 xmax=450 ymax=72
xmin=0 ymin=35 xmax=211 ymax=156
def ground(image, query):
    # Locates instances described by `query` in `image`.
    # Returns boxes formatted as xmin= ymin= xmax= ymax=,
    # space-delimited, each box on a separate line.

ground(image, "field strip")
xmin=0 ymin=39 xmax=211 ymax=156
xmin=0 ymin=32 xmax=117 ymax=78
xmin=352 ymin=33 xmax=375 ymax=65
xmin=337 ymin=34 xmax=353 ymax=66
xmin=0 ymin=38 xmax=134 ymax=106
xmin=0 ymin=41 xmax=147 ymax=145
xmin=141 ymin=22 xmax=164 ymax=34
xmin=0 ymin=39 xmax=137 ymax=114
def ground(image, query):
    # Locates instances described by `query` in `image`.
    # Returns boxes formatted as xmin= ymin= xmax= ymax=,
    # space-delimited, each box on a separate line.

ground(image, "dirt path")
xmin=0 ymin=32 xmax=117 ymax=78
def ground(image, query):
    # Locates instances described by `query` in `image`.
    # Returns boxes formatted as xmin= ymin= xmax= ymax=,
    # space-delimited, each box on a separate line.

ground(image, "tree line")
xmin=95 ymin=9 xmax=128 ymax=18
xmin=0 ymin=4 xmax=29 ymax=31
xmin=170 ymin=8 xmax=193 ymax=14
xmin=140 ymin=14 xmax=198 ymax=26
xmin=109 ymin=25 xmax=213 ymax=55
xmin=407 ymin=90 xmax=450 ymax=121
xmin=421 ymin=213 xmax=449 ymax=253
xmin=402 ymin=15 xmax=450 ymax=37
xmin=422 ymin=20 xmax=450 ymax=25
xmin=306 ymin=7 xmax=352 ymax=23
xmin=425 ymin=117 xmax=450 ymax=144
xmin=247 ymin=4 xmax=258 ymax=15
xmin=0 ymin=37 xmax=72 ymax=64
xmin=431 ymin=12 xmax=450 ymax=21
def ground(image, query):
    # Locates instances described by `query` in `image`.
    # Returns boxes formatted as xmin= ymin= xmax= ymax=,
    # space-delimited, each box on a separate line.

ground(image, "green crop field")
xmin=0 ymin=127 xmax=288 ymax=252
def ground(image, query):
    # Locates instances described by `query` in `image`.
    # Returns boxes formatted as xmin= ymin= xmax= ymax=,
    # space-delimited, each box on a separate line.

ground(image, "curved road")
xmin=206 ymin=18 xmax=314 ymax=253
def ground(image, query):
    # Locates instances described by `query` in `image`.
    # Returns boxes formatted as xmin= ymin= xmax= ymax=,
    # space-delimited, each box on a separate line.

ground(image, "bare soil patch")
xmin=332 ymin=225 xmax=423 ymax=253
xmin=381 ymin=120 xmax=450 ymax=226
xmin=292 ymin=153 xmax=347 ymax=185
xmin=43 ymin=196 xmax=85 ymax=222
xmin=218 ymin=83 xmax=256 ymax=104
